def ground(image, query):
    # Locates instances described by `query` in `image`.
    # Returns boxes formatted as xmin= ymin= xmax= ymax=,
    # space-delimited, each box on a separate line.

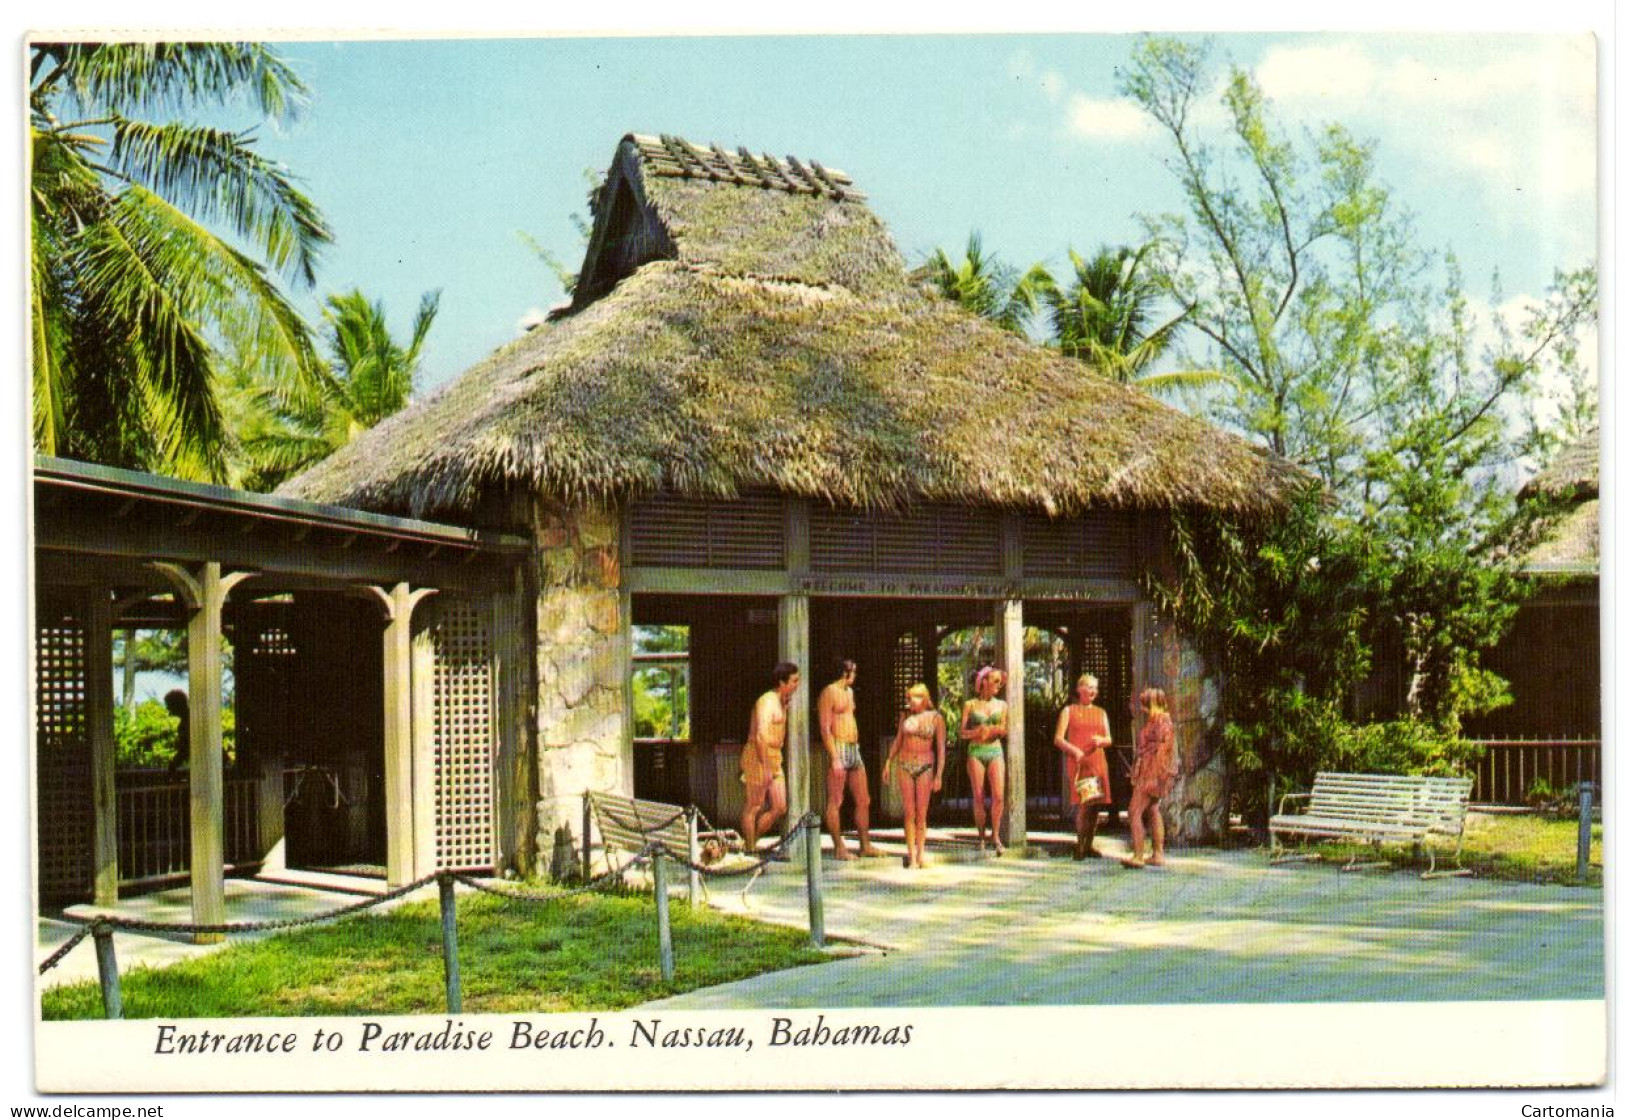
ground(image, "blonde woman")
xmin=1124 ymin=688 xmax=1178 ymax=869
xmin=959 ymin=666 xmax=1009 ymax=855
xmin=884 ymin=683 xmax=945 ymax=869
xmin=1055 ymin=673 xmax=1112 ymax=859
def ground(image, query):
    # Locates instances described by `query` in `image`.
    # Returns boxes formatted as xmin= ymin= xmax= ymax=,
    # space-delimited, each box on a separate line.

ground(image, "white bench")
xmin=1269 ymin=772 xmax=1473 ymax=878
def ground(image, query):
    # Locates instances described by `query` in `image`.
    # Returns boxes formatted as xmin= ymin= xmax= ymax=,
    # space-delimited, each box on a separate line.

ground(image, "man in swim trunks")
xmin=742 ymin=661 xmax=801 ymax=854
xmin=818 ymin=658 xmax=880 ymax=860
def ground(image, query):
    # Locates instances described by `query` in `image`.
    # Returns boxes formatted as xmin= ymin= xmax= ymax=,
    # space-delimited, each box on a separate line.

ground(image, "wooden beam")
xmin=996 ymin=598 xmax=1027 ymax=848
xmin=84 ymin=587 xmax=118 ymax=907
xmin=778 ymin=594 xmax=811 ymax=846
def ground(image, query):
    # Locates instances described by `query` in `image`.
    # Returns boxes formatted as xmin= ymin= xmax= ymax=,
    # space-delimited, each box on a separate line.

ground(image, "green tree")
xmin=30 ymin=42 xmax=330 ymax=479
xmin=1039 ymin=243 xmax=1225 ymax=394
xmin=920 ymin=232 xmax=1048 ymax=333
xmin=232 ymin=288 xmax=440 ymax=490
xmin=1123 ymin=36 xmax=1597 ymax=735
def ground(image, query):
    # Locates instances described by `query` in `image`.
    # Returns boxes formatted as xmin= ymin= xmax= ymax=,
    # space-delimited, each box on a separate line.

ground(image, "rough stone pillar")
xmin=995 ymin=599 xmax=1027 ymax=847
xmin=533 ymin=501 xmax=629 ymax=875
xmin=1151 ymin=609 xmax=1229 ymax=845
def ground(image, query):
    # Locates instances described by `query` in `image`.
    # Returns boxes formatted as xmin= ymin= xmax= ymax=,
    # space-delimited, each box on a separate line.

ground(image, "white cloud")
xmin=1255 ymin=43 xmax=1376 ymax=101
xmin=1064 ymin=93 xmax=1154 ymax=142
xmin=1252 ymin=36 xmax=1597 ymax=214
xmin=1040 ymin=70 xmax=1065 ymax=104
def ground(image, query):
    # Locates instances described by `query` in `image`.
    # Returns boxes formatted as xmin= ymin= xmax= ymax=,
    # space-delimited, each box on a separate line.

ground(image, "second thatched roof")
xmin=283 ymin=133 xmax=1308 ymax=521
xmin=1522 ymin=426 xmax=1599 ymax=574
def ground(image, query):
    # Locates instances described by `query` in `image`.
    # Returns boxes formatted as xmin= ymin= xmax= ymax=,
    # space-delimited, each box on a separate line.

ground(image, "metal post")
xmin=581 ymin=793 xmax=593 ymax=881
xmin=92 ymin=924 xmax=122 ymax=1020
xmin=1577 ymin=781 xmax=1595 ymax=878
xmin=686 ymin=810 xmax=701 ymax=912
xmin=438 ymin=874 xmax=462 ymax=1013
xmin=653 ymin=850 xmax=674 ymax=981
xmin=804 ymin=817 xmax=825 ymax=949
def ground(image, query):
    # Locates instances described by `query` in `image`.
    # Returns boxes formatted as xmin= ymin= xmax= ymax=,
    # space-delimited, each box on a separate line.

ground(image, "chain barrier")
xmin=449 ymin=847 xmax=651 ymax=903
xmin=39 ymin=813 xmax=824 ymax=977
xmin=37 ymin=923 xmax=94 ymax=977
xmin=649 ymin=812 xmax=817 ymax=878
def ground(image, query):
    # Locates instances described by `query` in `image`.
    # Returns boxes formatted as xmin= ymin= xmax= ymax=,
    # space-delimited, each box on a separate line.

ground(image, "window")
xmin=631 ymin=625 xmax=690 ymax=740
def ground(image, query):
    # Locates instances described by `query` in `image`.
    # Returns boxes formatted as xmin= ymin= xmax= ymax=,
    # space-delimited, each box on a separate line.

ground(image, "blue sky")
xmin=223 ymin=32 xmax=1598 ymax=394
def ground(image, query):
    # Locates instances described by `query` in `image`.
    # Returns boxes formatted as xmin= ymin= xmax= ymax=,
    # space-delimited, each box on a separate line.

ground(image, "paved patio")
xmin=645 ymin=828 xmax=1605 ymax=1008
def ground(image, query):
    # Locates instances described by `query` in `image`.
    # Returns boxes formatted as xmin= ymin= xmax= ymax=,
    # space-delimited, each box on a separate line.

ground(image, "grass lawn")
xmin=42 ymin=887 xmax=837 ymax=1020
xmin=1298 ymin=811 xmax=1601 ymax=886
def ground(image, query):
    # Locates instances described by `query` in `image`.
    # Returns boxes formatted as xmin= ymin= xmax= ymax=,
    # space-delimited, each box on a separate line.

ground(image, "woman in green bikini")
xmin=884 ymin=683 xmax=945 ymax=869
xmin=960 ymin=666 xmax=1008 ymax=855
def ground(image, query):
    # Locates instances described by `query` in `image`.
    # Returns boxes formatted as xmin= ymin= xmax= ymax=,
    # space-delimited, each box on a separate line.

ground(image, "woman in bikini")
xmin=1123 ymin=687 xmax=1178 ymax=869
xmin=884 ymin=683 xmax=945 ymax=869
xmin=1055 ymin=672 xmax=1112 ymax=859
xmin=960 ymin=666 xmax=1008 ymax=855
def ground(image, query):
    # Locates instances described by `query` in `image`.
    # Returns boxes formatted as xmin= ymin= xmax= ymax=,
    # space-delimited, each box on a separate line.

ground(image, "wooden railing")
xmin=115 ymin=773 xmax=260 ymax=886
xmin=1469 ymin=739 xmax=1602 ymax=805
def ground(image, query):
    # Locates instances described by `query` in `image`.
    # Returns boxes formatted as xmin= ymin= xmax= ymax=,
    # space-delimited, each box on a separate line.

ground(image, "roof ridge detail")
xmin=630 ymin=132 xmax=865 ymax=201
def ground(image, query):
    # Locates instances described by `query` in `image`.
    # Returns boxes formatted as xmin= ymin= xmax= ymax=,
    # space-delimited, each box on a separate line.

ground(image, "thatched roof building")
xmin=1522 ymin=425 xmax=1599 ymax=574
xmin=283 ymin=133 xmax=1304 ymax=520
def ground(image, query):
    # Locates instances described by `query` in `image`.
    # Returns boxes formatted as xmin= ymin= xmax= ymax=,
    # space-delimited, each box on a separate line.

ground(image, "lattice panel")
xmin=892 ymin=631 xmax=925 ymax=715
xmin=431 ymin=600 xmax=497 ymax=870
xmin=36 ymin=621 xmax=92 ymax=899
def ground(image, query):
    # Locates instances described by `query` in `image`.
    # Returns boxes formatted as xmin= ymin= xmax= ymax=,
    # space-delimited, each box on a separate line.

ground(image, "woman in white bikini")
xmin=884 ymin=683 xmax=945 ymax=869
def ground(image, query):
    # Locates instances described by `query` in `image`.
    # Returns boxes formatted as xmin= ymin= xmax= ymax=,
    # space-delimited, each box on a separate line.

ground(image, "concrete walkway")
xmin=644 ymin=831 xmax=1604 ymax=1008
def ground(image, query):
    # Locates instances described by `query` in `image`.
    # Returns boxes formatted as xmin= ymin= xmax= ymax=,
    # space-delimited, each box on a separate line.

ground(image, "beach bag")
xmin=1074 ymin=773 xmax=1105 ymax=805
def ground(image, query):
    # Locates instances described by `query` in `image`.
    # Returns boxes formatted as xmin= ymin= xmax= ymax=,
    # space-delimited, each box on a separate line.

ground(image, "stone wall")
xmin=530 ymin=500 xmax=630 ymax=875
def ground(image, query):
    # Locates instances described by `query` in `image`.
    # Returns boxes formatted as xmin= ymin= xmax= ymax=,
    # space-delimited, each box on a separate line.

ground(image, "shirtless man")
xmin=741 ymin=661 xmax=801 ymax=853
xmin=818 ymin=659 xmax=880 ymax=860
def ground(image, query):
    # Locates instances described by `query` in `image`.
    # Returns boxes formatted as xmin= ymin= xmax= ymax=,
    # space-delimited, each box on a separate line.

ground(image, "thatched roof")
xmin=283 ymin=133 xmax=1308 ymax=520
xmin=1522 ymin=426 xmax=1599 ymax=574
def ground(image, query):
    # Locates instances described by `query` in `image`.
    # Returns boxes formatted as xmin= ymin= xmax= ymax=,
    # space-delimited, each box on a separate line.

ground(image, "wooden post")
xmin=84 ymin=589 xmax=118 ymax=906
xmin=92 ymin=924 xmax=122 ymax=1020
xmin=1577 ymin=781 xmax=1595 ymax=878
xmin=804 ymin=817 xmax=825 ymax=949
xmin=687 ymin=810 xmax=701 ymax=911
xmin=437 ymin=874 xmax=462 ymax=1013
xmin=778 ymin=594 xmax=811 ymax=850
xmin=256 ymin=751 xmax=286 ymax=875
xmin=653 ymin=850 xmax=674 ymax=981
xmin=581 ymin=793 xmax=594 ymax=881
xmin=996 ymin=599 xmax=1027 ymax=849
xmin=373 ymin=583 xmax=435 ymax=887
xmin=168 ymin=562 xmax=252 ymax=944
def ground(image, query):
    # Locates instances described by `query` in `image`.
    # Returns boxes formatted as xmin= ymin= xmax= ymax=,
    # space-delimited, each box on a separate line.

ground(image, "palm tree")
xmin=234 ymin=289 xmax=440 ymax=490
xmin=1041 ymin=244 xmax=1224 ymax=395
xmin=919 ymin=233 xmax=1048 ymax=334
xmin=30 ymin=42 xmax=330 ymax=479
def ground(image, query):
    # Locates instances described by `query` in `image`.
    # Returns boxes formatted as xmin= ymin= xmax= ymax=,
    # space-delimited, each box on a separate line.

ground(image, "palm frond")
xmin=37 ymin=42 xmax=308 ymax=122
xmin=109 ymin=118 xmax=330 ymax=285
